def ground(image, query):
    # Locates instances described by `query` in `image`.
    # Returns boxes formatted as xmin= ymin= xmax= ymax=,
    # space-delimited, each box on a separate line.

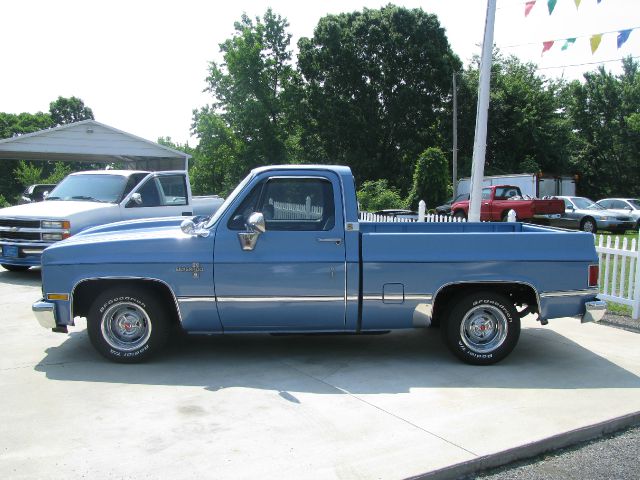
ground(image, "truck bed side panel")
xmin=359 ymin=223 xmax=597 ymax=330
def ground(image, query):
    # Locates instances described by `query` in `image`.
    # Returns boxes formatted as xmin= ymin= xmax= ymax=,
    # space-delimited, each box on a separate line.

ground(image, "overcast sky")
xmin=1 ymin=0 xmax=637 ymax=145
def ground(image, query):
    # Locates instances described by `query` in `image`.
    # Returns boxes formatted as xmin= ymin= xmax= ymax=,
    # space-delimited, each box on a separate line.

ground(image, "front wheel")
xmin=87 ymin=286 xmax=170 ymax=363
xmin=442 ymin=291 xmax=520 ymax=365
xmin=1 ymin=264 xmax=30 ymax=272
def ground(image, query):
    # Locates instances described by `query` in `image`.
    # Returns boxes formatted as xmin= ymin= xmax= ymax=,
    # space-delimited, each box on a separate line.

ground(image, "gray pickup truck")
xmin=0 ymin=169 xmax=223 ymax=271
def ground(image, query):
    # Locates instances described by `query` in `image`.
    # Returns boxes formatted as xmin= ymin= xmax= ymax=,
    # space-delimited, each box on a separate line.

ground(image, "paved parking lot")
xmin=1 ymin=268 xmax=639 ymax=479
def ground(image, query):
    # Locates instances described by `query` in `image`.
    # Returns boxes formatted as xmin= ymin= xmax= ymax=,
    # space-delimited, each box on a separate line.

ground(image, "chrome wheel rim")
xmin=460 ymin=305 xmax=508 ymax=354
xmin=101 ymin=302 xmax=152 ymax=351
xmin=583 ymin=221 xmax=595 ymax=233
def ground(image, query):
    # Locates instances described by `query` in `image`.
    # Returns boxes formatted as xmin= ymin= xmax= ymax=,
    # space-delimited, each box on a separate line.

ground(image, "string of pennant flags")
xmin=525 ymin=0 xmax=604 ymax=17
xmin=521 ymin=0 xmax=634 ymax=55
xmin=541 ymin=27 xmax=635 ymax=55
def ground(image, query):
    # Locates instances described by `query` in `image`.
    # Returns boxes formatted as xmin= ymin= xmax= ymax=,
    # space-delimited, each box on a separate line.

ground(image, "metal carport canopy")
xmin=0 ymin=120 xmax=191 ymax=171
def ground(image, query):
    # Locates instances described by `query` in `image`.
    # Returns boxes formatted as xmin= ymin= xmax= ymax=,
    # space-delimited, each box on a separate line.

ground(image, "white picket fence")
xmin=358 ymin=211 xmax=466 ymax=223
xmin=595 ymin=233 xmax=640 ymax=319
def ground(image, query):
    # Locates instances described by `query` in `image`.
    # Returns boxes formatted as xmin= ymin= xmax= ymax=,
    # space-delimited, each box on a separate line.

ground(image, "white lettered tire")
xmin=442 ymin=291 xmax=520 ymax=365
xmin=87 ymin=287 xmax=169 ymax=363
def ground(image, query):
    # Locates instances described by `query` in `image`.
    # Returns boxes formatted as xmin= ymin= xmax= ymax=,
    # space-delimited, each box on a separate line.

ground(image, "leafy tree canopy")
xmin=297 ymin=5 xmax=461 ymax=190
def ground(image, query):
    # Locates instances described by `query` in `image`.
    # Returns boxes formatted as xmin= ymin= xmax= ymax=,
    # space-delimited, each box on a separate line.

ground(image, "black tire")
xmin=580 ymin=217 xmax=597 ymax=234
xmin=453 ymin=211 xmax=467 ymax=221
xmin=441 ymin=291 xmax=520 ymax=365
xmin=1 ymin=264 xmax=30 ymax=272
xmin=87 ymin=286 xmax=170 ymax=363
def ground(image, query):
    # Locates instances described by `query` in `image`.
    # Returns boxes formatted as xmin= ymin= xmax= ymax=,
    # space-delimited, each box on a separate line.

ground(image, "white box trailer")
xmin=456 ymin=173 xmax=576 ymax=198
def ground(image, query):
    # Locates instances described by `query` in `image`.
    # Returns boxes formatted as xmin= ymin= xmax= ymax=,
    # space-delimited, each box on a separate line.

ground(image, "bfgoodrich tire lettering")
xmin=442 ymin=291 xmax=520 ymax=365
xmin=87 ymin=287 xmax=169 ymax=363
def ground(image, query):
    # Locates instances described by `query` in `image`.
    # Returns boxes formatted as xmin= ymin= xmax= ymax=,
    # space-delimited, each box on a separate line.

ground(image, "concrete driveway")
xmin=1 ymin=268 xmax=639 ymax=479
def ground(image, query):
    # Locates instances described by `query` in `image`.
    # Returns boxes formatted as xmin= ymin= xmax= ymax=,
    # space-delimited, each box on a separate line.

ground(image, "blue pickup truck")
xmin=33 ymin=165 xmax=605 ymax=365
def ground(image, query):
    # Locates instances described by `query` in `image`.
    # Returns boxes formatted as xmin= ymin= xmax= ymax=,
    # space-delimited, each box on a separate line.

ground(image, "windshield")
xmin=47 ymin=174 xmax=128 ymax=203
xmin=572 ymin=197 xmax=603 ymax=210
xmin=205 ymin=172 xmax=255 ymax=228
xmin=628 ymin=199 xmax=640 ymax=209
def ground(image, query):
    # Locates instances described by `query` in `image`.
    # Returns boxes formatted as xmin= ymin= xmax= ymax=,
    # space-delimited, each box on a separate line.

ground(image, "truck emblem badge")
xmin=176 ymin=262 xmax=204 ymax=279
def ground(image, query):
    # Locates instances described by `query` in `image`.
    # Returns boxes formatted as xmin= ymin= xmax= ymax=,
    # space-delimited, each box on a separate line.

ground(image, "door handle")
xmin=317 ymin=238 xmax=342 ymax=245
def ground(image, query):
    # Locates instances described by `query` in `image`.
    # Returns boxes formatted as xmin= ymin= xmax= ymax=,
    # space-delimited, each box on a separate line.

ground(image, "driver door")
xmin=213 ymin=172 xmax=346 ymax=332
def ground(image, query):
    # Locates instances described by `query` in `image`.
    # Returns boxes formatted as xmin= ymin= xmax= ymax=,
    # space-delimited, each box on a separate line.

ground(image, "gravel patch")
xmin=599 ymin=313 xmax=640 ymax=334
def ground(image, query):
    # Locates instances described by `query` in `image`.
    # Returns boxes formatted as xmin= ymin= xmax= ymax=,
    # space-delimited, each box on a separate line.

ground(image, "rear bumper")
xmin=582 ymin=300 xmax=607 ymax=323
xmin=32 ymin=299 xmax=57 ymax=329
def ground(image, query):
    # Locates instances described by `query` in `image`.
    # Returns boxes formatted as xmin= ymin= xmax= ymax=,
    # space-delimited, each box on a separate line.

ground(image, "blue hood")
xmin=43 ymin=217 xmax=214 ymax=266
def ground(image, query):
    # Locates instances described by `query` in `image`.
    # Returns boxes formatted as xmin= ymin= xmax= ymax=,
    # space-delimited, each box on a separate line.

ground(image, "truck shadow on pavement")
xmin=0 ymin=269 xmax=41 ymax=287
xmin=34 ymin=325 xmax=640 ymax=394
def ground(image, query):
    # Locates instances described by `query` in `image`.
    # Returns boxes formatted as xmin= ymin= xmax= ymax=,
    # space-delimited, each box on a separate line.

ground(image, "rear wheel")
xmin=580 ymin=217 xmax=597 ymax=233
xmin=441 ymin=291 xmax=520 ymax=365
xmin=87 ymin=286 xmax=170 ymax=363
xmin=1 ymin=264 xmax=30 ymax=272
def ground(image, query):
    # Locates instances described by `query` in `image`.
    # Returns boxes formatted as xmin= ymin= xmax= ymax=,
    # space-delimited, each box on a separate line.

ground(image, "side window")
xmin=598 ymin=199 xmax=611 ymax=208
xmin=157 ymin=175 xmax=187 ymax=206
xmin=610 ymin=200 xmax=626 ymax=209
xmin=481 ymin=188 xmax=491 ymax=200
xmin=136 ymin=179 xmax=162 ymax=207
xmin=563 ymin=199 xmax=573 ymax=209
xmin=228 ymin=177 xmax=336 ymax=231
xmin=258 ymin=178 xmax=335 ymax=231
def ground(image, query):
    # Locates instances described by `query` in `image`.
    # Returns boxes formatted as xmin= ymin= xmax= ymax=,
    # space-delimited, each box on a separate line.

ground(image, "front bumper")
xmin=581 ymin=300 xmax=607 ymax=323
xmin=32 ymin=299 xmax=57 ymax=329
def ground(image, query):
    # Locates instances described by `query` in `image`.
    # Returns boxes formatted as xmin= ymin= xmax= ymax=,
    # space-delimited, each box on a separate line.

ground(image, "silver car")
xmin=547 ymin=196 xmax=635 ymax=233
xmin=596 ymin=198 xmax=640 ymax=230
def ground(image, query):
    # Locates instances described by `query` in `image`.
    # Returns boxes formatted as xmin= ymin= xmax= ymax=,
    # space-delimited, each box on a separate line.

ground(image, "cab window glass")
xmin=259 ymin=178 xmax=335 ymax=231
xmin=481 ymin=188 xmax=491 ymax=200
xmin=158 ymin=175 xmax=187 ymax=205
xmin=227 ymin=181 xmax=265 ymax=230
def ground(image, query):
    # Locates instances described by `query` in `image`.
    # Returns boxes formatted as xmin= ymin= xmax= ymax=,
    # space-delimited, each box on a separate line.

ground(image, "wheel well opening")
xmin=432 ymin=283 xmax=539 ymax=326
xmin=72 ymin=279 xmax=180 ymax=326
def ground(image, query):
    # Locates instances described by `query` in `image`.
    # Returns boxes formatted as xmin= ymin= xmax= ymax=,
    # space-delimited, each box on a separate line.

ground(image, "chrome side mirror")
xmin=238 ymin=212 xmax=265 ymax=251
xmin=131 ymin=193 xmax=143 ymax=205
xmin=181 ymin=219 xmax=210 ymax=238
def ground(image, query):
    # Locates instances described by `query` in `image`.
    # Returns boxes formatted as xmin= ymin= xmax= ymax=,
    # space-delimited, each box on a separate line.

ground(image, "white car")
xmin=596 ymin=198 xmax=640 ymax=230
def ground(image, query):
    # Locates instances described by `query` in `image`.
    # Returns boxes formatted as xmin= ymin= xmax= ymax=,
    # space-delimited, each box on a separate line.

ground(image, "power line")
xmin=536 ymin=55 xmax=640 ymax=70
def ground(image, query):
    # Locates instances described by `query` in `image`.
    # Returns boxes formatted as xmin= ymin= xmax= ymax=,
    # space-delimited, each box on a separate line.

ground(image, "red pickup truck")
xmin=451 ymin=185 xmax=565 ymax=222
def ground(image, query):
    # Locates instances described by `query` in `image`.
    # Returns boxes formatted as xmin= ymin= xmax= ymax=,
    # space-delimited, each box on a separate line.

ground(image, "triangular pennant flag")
xmin=590 ymin=34 xmax=603 ymax=54
xmin=542 ymin=40 xmax=555 ymax=55
xmin=547 ymin=0 xmax=558 ymax=14
xmin=617 ymin=29 xmax=632 ymax=49
xmin=574 ymin=0 xmax=582 ymax=8
xmin=561 ymin=38 xmax=576 ymax=50
xmin=525 ymin=1 xmax=536 ymax=17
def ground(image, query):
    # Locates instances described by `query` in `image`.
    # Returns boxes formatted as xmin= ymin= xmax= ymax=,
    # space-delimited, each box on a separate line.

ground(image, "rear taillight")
xmin=588 ymin=265 xmax=599 ymax=288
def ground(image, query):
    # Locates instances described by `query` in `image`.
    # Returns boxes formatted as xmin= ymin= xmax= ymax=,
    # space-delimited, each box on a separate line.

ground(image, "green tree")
xmin=356 ymin=179 xmax=404 ymax=212
xmin=49 ymin=96 xmax=94 ymax=126
xmin=563 ymin=57 xmax=640 ymax=198
xmin=405 ymin=147 xmax=449 ymax=209
xmin=296 ymin=5 xmax=461 ymax=190
xmin=456 ymin=52 xmax=571 ymax=179
xmin=193 ymin=9 xmax=297 ymax=195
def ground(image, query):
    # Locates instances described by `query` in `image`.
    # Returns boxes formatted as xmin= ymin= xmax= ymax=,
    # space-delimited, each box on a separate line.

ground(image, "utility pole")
xmin=468 ymin=0 xmax=497 ymax=222
xmin=452 ymin=72 xmax=458 ymax=198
